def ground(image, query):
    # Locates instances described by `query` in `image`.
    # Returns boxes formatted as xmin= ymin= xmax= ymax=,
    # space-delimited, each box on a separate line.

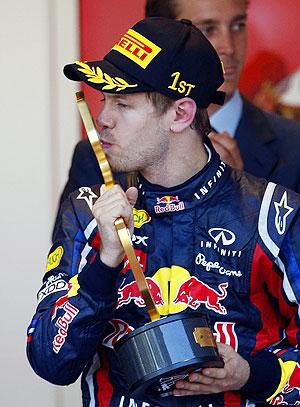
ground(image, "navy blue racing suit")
xmin=27 ymin=146 xmax=300 ymax=406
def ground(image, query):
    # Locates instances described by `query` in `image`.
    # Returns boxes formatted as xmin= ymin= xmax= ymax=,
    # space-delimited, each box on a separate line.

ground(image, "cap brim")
xmin=63 ymin=59 xmax=152 ymax=94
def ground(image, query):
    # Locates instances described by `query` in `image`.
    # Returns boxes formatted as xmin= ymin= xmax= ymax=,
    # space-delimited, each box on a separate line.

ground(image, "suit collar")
xmin=210 ymin=90 xmax=243 ymax=136
xmin=235 ymin=97 xmax=279 ymax=178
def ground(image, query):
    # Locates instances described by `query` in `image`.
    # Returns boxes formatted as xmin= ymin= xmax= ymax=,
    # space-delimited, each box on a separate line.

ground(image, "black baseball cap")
xmin=64 ymin=17 xmax=225 ymax=108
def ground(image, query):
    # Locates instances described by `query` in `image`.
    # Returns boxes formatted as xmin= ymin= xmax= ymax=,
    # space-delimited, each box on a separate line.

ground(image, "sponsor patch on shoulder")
xmin=46 ymin=246 xmax=64 ymax=273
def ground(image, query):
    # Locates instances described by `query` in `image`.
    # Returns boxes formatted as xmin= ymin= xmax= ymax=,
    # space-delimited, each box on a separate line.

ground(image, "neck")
xmin=141 ymin=132 xmax=208 ymax=187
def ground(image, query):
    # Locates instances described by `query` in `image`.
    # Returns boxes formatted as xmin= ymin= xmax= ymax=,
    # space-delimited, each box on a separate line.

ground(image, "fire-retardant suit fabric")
xmin=27 ymin=146 xmax=300 ymax=407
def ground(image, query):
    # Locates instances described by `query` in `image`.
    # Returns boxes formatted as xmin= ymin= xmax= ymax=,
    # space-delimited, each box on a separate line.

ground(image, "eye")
xmin=117 ymin=102 xmax=128 ymax=108
xmin=231 ymin=20 xmax=246 ymax=32
xmin=199 ymin=24 xmax=216 ymax=37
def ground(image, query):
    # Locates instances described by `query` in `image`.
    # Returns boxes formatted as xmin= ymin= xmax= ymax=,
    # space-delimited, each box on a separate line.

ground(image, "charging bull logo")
xmin=117 ymin=277 xmax=164 ymax=308
xmin=117 ymin=266 xmax=228 ymax=316
xmin=51 ymin=275 xmax=80 ymax=320
xmin=154 ymin=195 xmax=185 ymax=214
xmin=282 ymin=362 xmax=300 ymax=395
xmin=173 ymin=277 xmax=228 ymax=315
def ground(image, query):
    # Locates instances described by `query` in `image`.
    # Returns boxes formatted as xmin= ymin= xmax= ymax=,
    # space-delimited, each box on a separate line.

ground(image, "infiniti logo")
xmin=208 ymin=228 xmax=236 ymax=246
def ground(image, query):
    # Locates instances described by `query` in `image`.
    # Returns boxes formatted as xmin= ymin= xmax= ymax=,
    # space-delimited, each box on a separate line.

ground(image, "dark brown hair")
xmin=145 ymin=0 xmax=249 ymax=19
xmin=146 ymin=92 xmax=211 ymax=139
xmin=145 ymin=0 xmax=179 ymax=18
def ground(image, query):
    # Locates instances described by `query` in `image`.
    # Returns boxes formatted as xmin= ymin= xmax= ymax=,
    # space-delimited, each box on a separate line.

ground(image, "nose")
xmin=216 ymin=29 xmax=234 ymax=57
xmin=96 ymin=106 xmax=114 ymax=129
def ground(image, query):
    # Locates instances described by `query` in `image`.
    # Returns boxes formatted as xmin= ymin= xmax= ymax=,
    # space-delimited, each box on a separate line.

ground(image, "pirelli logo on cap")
xmin=112 ymin=28 xmax=161 ymax=69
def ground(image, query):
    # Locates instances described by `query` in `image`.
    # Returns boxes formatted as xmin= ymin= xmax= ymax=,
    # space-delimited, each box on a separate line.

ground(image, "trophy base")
xmin=114 ymin=313 xmax=223 ymax=397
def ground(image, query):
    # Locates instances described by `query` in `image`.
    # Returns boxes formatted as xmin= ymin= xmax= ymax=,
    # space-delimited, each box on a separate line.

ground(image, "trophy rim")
xmin=114 ymin=311 xmax=208 ymax=350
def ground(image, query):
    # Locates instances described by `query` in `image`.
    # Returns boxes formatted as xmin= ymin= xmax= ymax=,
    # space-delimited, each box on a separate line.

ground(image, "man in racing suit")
xmin=27 ymin=17 xmax=300 ymax=407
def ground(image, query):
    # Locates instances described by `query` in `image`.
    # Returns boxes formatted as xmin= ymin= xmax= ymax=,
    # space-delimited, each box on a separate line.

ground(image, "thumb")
xmin=126 ymin=186 xmax=138 ymax=207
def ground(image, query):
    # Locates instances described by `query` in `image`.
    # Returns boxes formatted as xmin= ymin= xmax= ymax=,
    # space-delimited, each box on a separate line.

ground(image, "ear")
xmin=170 ymin=97 xmax=197 ymax=133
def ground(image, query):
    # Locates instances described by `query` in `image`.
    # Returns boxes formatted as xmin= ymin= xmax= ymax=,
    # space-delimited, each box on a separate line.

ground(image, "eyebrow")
xmin=104 ymin=93 xmax=128 ymax=100
xmin=193 ymin=13 xmax=247 ymax=26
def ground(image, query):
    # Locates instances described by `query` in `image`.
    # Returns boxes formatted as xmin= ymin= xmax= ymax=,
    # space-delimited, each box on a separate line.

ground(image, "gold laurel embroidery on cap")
xmin=75 ymin=61 xmax=138 ymax=91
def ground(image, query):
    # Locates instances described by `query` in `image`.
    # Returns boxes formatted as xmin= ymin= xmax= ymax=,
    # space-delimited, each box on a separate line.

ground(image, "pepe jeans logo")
xmin=112 ymin=28 xmax=161 ymax=68
xmin=195 ymin=252 xmax=242 ymax=277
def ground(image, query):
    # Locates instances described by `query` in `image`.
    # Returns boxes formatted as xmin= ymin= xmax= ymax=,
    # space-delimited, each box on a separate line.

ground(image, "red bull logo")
xmin=51 ymin=277 xmax=80 ymax=320
xmin=154 ymin=195 xmax=185 ymax=214
xmin=270 ymin=394 xmax=289 ymax=405
xmin=117 ymin=277 xmax=164 ymax=308
xmin=282 ymin=362 xmax=300 ymax=395
xmin=117 ymin=266 xmax=229 ymax=317
xmin=52 ymin=302 xmax=79 ymax=354
xmin=173 ymin=277 xmax=228 ymax=315
xmin=156 ymin=195 xmax=179 ymax=204
xmin=51 ymin=294 xmax=69 ymax=320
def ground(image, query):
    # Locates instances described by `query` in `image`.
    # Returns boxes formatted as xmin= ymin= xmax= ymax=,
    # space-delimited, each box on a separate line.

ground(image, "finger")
xmin=126 ymin=186 xmax=138 ymax=207
xmin=100 ymin=184 xmax=106 ymax=196
xmin=188 ymin=372 xmax=216 ymax=384
xmin=209 ymin=140 xmax=228 ymax=160
xmin=200 ymin=367 xmax=226 ymax=380
xmin=209 ymin=131 xmax=235 ymax=149
xmin=209 ymin=133 xmax=244 ymax=169
xmin=189 ymin=367 xmax=226 ymax=381
xmin=93 ymin=186 xmax=130 ymax=222
xmin=173 ymin=380 xmax=217 ymax=395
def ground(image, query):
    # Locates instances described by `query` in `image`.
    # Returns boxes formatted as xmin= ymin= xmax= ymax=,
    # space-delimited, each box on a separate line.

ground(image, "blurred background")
xmin=1 ymin=1 xmax=299 ymax=406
